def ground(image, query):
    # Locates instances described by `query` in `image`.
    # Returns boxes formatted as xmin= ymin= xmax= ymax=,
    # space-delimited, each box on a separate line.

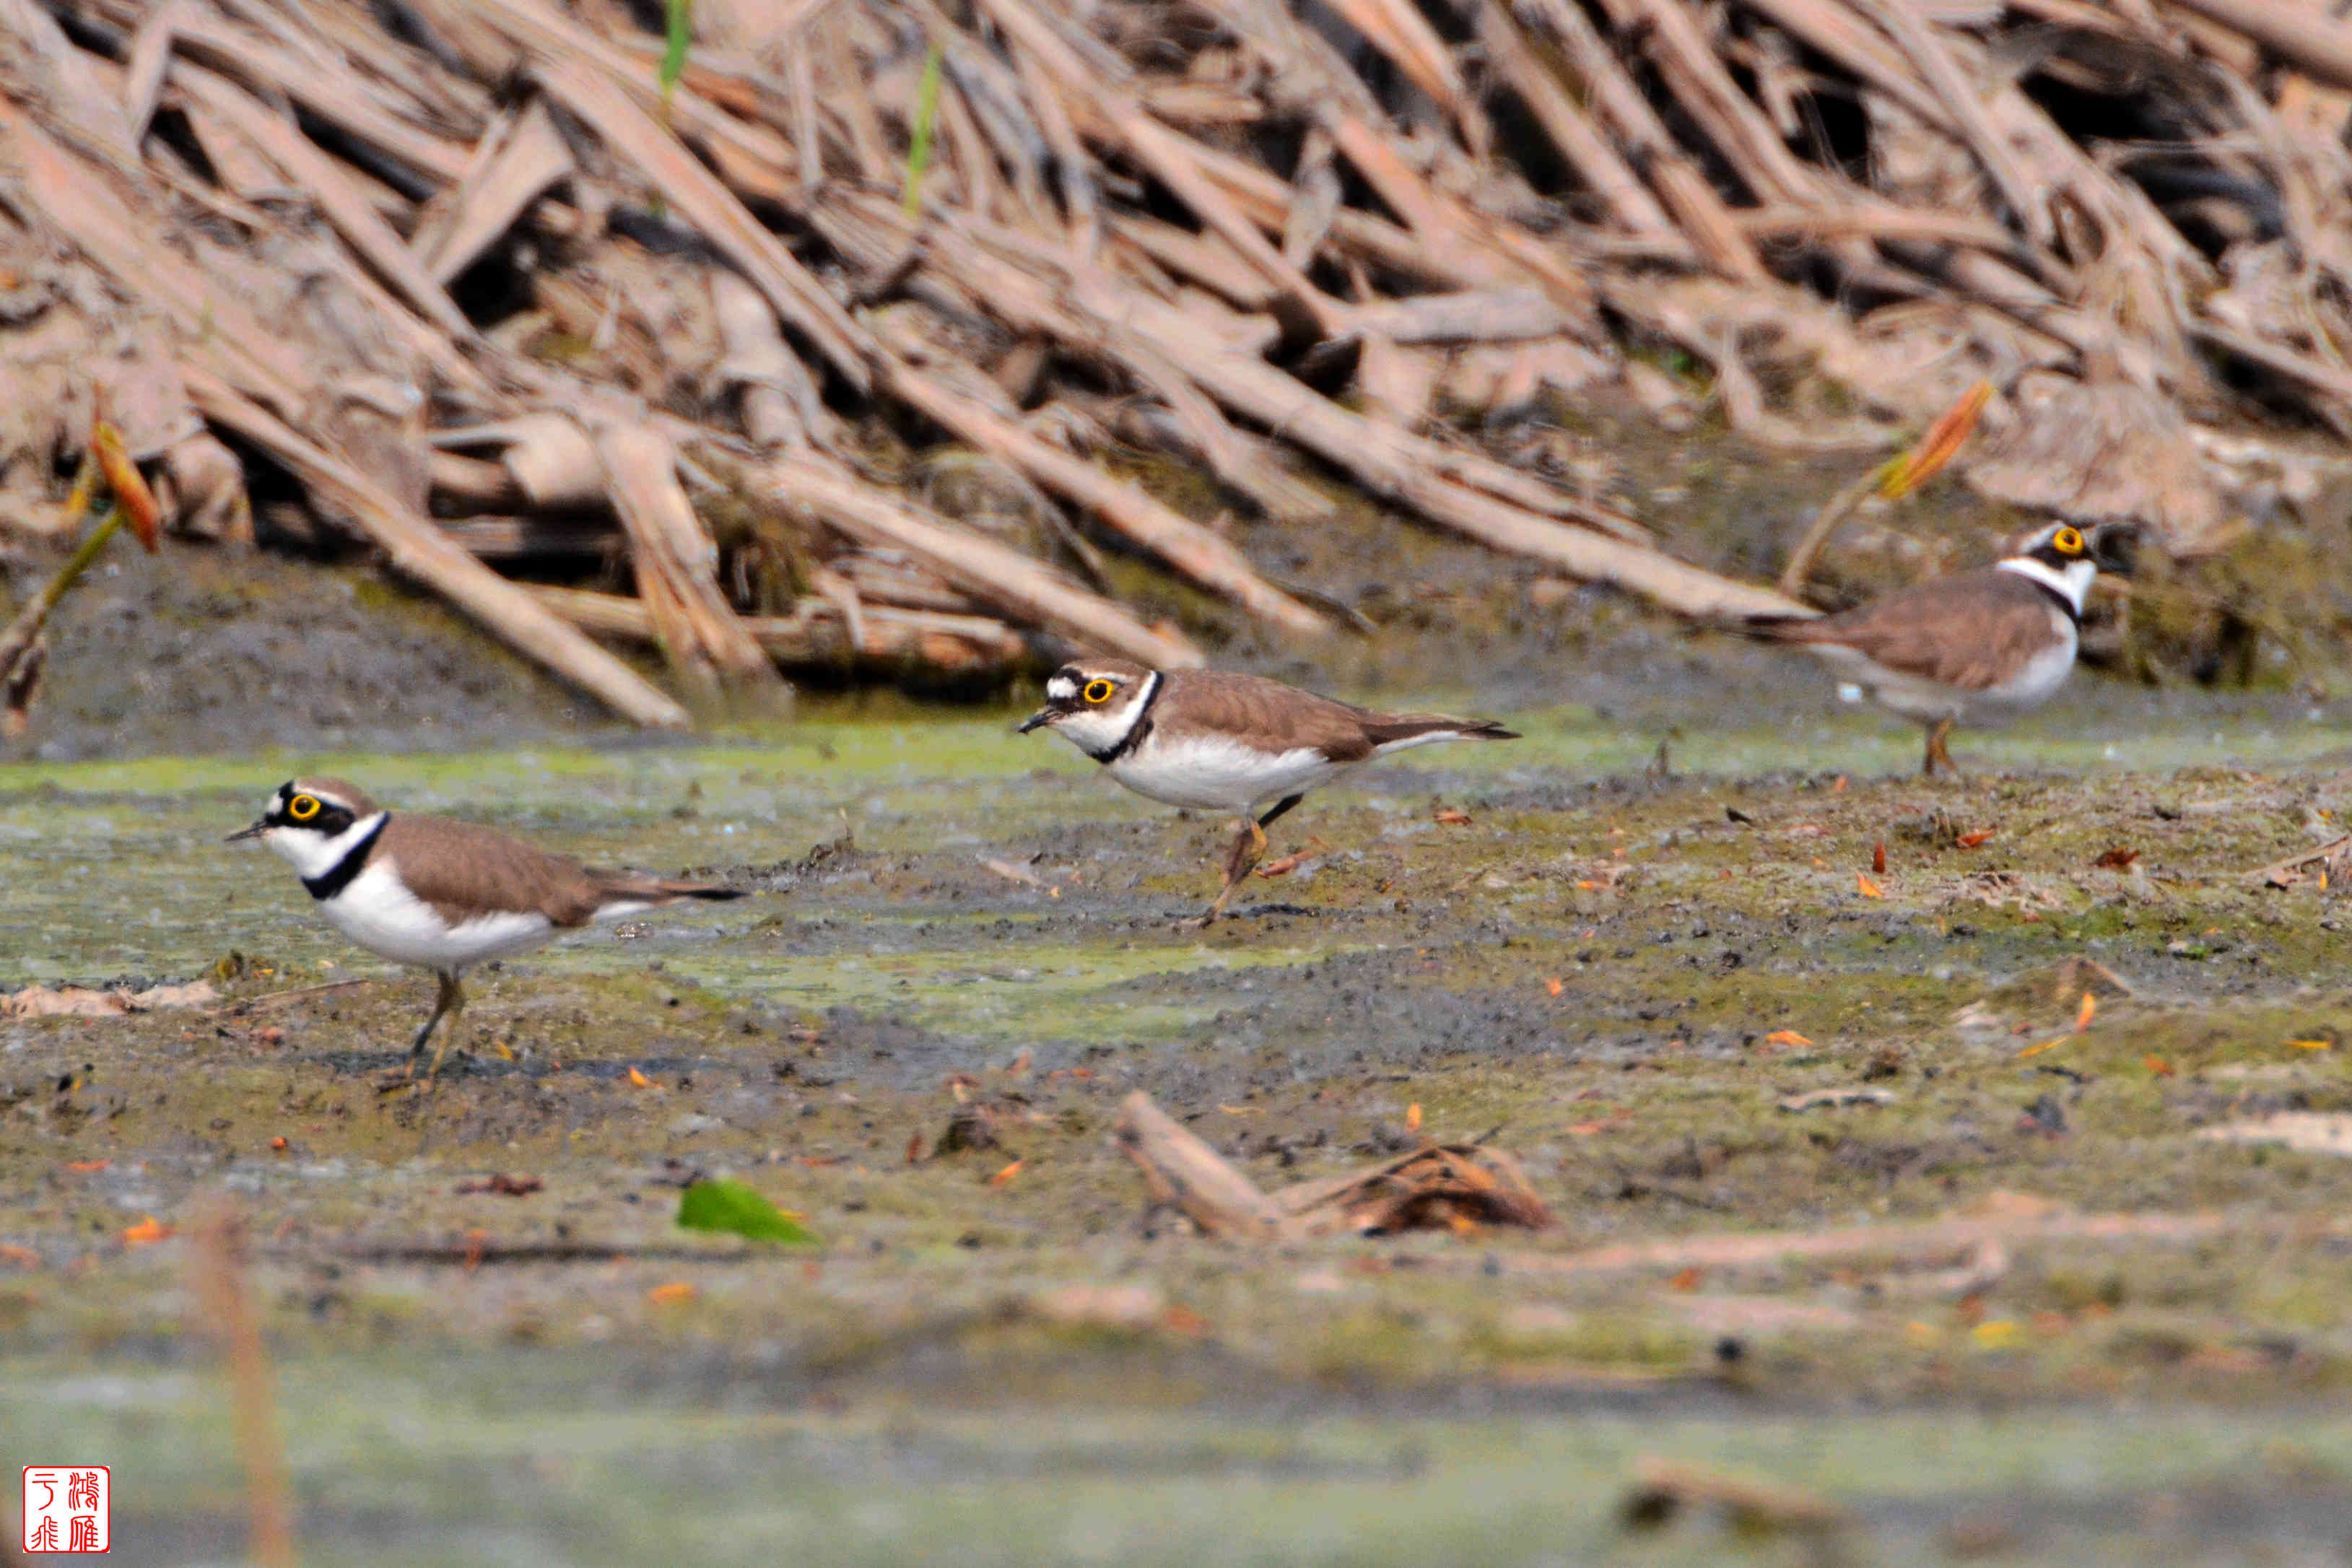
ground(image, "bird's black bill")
xmin=1016 ymin=709 xmax=1053 ymax=733
xmin=225 ymin=821 xmax=268 ymax=842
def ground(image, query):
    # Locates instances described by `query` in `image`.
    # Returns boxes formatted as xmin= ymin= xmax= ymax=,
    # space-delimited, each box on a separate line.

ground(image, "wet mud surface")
xmin=9 ymin=704 xmax=2352 ymax=1564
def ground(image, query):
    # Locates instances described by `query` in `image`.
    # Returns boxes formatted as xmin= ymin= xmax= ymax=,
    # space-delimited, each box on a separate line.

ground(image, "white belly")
xmin=1107 ymin=734 xmax=1346 ymax=813
xmin=319 ymin=861 xmax=558 ymax=972
xmin=1806 ymin=616 xmax=2076 ymax=728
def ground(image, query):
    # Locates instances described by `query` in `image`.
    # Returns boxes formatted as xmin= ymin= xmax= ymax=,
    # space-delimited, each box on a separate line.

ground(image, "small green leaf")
xmin=676 ymin=1178 xmax=819 ymax=1246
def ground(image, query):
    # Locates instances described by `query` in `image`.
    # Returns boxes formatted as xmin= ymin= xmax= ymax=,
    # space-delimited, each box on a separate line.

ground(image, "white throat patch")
xmin=1996 ymin=554 xmax=2095 ymax=616
xmin=263 ymin=811 xmax=386 ymax=884
xmin=1050 ymin=671 xmax=1159 ymax=759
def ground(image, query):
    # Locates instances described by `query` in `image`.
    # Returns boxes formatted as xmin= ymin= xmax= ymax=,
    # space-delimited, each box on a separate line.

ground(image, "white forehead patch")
xmin=1047 ymin=675 xmax=1078 ymax=701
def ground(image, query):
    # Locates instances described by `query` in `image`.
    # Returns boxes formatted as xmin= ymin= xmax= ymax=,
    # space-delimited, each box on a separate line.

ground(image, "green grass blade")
xmin=902 ymin=43 xmax=945 ymax=217
xmin=660 ymin=0 xmax=693 ymax=116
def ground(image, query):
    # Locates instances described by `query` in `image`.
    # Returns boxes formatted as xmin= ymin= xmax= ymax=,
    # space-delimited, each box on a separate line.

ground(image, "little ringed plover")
xmin=1019 ymin=661 xmax=1518 ymax=922
xmin=228 ymin=778 xmax=744 ymax=1077
xmin=1743 ymin=521 xmax=2101 ymax=778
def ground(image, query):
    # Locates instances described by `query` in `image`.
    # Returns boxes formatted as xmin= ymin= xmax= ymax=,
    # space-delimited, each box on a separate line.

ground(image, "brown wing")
xmin=1157 ymin=671 xmax=1382 ymax=762
xmin=378 ymin=817 xmax=736 ymax=927
xmin=1757 ymin=570 xmax=2066 ymax=693
xmin=1159 ymin=671 xmax=1515 ymax=757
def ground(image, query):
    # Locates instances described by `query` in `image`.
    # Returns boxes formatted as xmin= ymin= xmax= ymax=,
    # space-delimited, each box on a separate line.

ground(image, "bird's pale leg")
xmin=405 ymin=971 xmax=466 ymax=1084
xmin=1923 ymin=717 xmax=1961 ymax=780
xmin=1201 ymin=816 xmax=1268 ymax=923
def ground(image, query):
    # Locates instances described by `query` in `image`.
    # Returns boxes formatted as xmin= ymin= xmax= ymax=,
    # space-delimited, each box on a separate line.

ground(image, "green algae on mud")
xmin=12 ymin=715 xmax=2352 ymax=1562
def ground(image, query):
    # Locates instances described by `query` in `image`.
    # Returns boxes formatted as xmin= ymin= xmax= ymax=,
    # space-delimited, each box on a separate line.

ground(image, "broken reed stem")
xmin=1774 ymin=469 xmax=1878 ymax=601
xmin=186 ymin=1199 xmax=297 ymax=1568
xmin=0 ymin=502 xmax=127 ymax=674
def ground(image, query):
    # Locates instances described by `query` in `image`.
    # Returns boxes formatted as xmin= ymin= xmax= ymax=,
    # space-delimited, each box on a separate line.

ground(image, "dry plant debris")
xmin=1 ymin=977 xmax=213 ymax=1015
xmin=1112 ymin=1089 xmax=1551 ymax=1240
xmin=4 ymin=0 xmax=2338 ymax=717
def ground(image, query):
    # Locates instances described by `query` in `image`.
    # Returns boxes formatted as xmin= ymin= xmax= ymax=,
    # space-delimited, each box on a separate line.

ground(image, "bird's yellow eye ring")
xmin=2053 ymin=526 xmax=2084 ymax=556
xmin=288 ymin=795 xmax=321 ymax=822
xmin=1082 ymin=679 xmax=1113 ymax=704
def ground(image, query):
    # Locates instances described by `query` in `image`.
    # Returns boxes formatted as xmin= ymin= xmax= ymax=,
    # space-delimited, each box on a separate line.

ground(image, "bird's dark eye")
xmin=2053 ymin=527 xmax=2084 ymax=556
xmin=1083 ymin=679 xmax=1114 ymax=704
xmin=288 ymin=795 xmax=321 ymax=822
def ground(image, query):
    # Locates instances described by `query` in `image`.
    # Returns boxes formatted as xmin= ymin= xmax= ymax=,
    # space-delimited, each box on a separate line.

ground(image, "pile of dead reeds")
xmin=1 ymin=0 xmax=2340 ymax=722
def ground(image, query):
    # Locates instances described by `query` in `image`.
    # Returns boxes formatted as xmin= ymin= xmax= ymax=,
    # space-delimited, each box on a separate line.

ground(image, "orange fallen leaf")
xmin=463 ymin=1228 xmax=487 ymax=1272
xmin=647 ymin=1281 xmax=698 ymax=1306
xmin=1668 ymin=1266 xmax=1702 ymax=1292
xmin=2075 ymin=992 xmax=2096 ymax=1031
xmin=92 ymin=415 xmax=163 ymax=552
xmin=1764 ymin=1029 xmax=1813 ymax=1047
xmin=1873 ymin=842 xmax=1887 ymax=875
xmin=1544 ymin=977 xmax=1564 ymax=997
xmin=2143 ymin=1055 xmax=2175 ymax=1077
xmin=1160 ymin=1305 xmax=1211 ymax=1338
xmin=1878 ymin=379 xmax=1991 ymax=500
xmin=1957 ymin=829 xmax=1996 ymax=849
xmin=2287 ymin=1039 xmax=2334 ymax=1051
xmin=1831 ymin=775 xmax=1848 ymax=794
xmin=1406 ymin=1102 xmax=1423 ymax=1133
xmin=2017 ymin=1037 xmax=2068 ymax=1060
xmin=1575 ymin=879 xmax=1602 ymax=892
xmin=121 ymin=1216 xmax=173 ymax=1247
xmin=271 ymin=1136 xmax=288 ymax=1151
xmin=988 ymin=1159 xmax=1024 ymax=1188
xmin=1434 ymin=806 xmax=1473 ymax=826
xmin=1857 ymin=873 xmax=1883 ymax=898
xmin=66 ymin=1159 xmax=109 ymax=1173
xmin=628 ymin=1067 xmax=654 ymax=1089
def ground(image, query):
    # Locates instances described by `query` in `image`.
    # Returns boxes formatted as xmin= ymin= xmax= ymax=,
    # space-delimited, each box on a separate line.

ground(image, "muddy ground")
xmin=10 ymin=706 xmax=2352 ymax=1564
xmin=11 ymin=427 xmax=2352 ymax=1564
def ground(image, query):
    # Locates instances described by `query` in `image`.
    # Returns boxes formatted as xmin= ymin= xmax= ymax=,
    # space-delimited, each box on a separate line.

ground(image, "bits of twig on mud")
xmin=1620 ymin=1457 xmax=1849 ymax=1539
xmin=1111 ymin=1092 xmax=1549 ymax=1242
xmin=1 ymin=980 xmax=215 ymax=1016
xmin=1775 ymin=1087 xmax=1894 ymax=1112
xmin=2092 ymin=846 xmax=2140 ymax=871
xmin=2252 ymin=835 xmax=2352 ymax=889
xmin=981 ymin=857 xmax=1046 ymax=889
xmin=456 ymin=1173 xmax=545 ymax=1196
xmin=2198 ymin=1112 xmax=2352 ymax=1156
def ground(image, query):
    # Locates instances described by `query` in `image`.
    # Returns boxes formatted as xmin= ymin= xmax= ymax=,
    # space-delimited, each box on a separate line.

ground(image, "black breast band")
xmin=304 ymin=816 xmax=387 ymax=901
